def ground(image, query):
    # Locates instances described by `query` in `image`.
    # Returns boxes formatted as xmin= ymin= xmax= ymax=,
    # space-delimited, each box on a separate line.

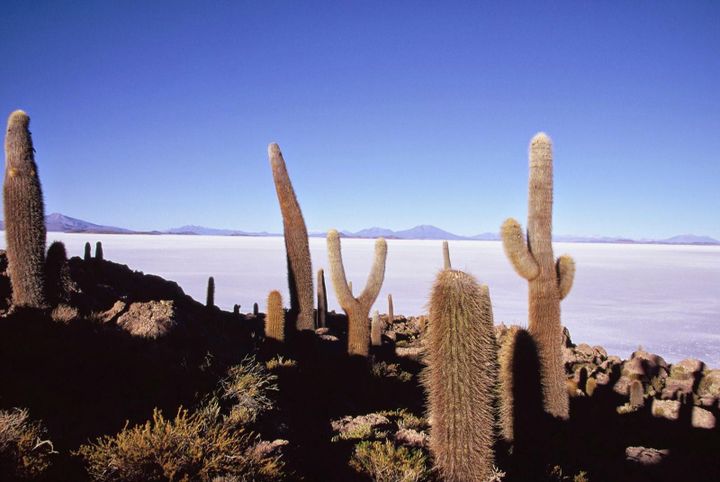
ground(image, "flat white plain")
xmin=4 ymin=233 xmax=719 ymax=366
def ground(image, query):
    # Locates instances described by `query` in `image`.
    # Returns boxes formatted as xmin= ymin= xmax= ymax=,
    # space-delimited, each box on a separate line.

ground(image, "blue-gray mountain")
xmin=0 ymin=213 xmax=716 ymax=245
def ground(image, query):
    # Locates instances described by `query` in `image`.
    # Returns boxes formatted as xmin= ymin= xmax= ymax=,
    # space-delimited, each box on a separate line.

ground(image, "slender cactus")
xmin=206 ymin=276 xmax=214 ymax=308
xmin=442 ymin=240 xmax=451 ymax=270
xmin=423 ymin=270 xmax=497 ymax=481
xmin=327 ymin=229 xmax=387 ymax=357
xmin=268 ymin=143 xmax=314 ymax=331
xmin=84 ymin=242 xmax=91 ymax=261
xmin=317 ymin=268 xmax=327 ymax=328
xmin=95 ymin=241 xmax=103 ymax=261
xmin=387 ymin=293 xmax=394 ymax=324
xmin=501 ymin=133 xmax=575 ymax=419
xmin=3 ymin=110 xmax=47 ymax=308
xmin=265 ymin=290 xmax=285 ymax=343
xmin=371 ymin=310 xmax=382 ymax=347
xmin=45 ymin=241 xmax=72 ymax=305
xmin=233 ymin=304 xmax=240 ymax=315
xmin=253 ymin=302 xmax=259 ymax=316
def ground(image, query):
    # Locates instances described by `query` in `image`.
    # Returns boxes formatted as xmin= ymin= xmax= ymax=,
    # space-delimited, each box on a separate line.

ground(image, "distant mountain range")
xmin=0 ymin=213 xmax=717 ymax=246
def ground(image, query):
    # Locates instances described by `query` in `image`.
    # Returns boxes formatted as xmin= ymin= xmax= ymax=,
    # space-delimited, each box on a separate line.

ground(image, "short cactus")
xmin=95 ymin=241 xmax=103 ymax=261
xmin=45 ymin=241 xmax=72 ymax=305
xmin=268 ymin=143 xmax=314 ymax=331
xmin=233 ymin=304 xmax=240 ymax=315
xmin=206 ymin=276 xmax=214 ymax=308
xmin=265 ymin=290 xmax=285 ymax=343
xmin=442 ymin=240 xmax=451 ymax=270
xmin=501 ymin=133 xmax=576 ymax=419
xmin=423 ymin=270 xmax=497 ymax=481
xmin=84 ymin=242 xmax=91 ymax=261
xmin=327 ymin=229 xmax=387 ymax=357
xmin=3 ymin=110 xmax=47 ymax=308
xmin=370 ymin=310 xmax=382 ymax=347
xmin=387 ymin=293 xmax=394 ymax=323
xmin=317 ymin=268 xmax=327 ymax=328
xmin=253 ymin=302 xmax=259 ymax=317
xmin=630 ymin=380 xmax=644 ymax=408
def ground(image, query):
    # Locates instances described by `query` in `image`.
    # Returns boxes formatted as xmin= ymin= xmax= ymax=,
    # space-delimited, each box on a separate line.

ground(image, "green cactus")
xmin=501 ymin=133 xmax=576 ymax=419
xmin=442 ymin=240 xmax=451 ymax=270
xmin=3 ymin=110 xmax=47 ymax=308
xmin=265 ymin=290 xmax=285 ymax=343
xmin=327 ymin=229 xmax=387 ymax=357
xmin=84 ymin=242 xmax=91 ymax=261
xmin=423 ymin=269 xmax=497 ymax=481
xmin=268 ymin=143 xmax=314 ymax=331
xmin=95 ymin=241 xmax=103 ymax=261
xmin=317 ymin=268 xmax=327 ymax=328
xmin=206 ymin=276 xmax=214 ymax=308
xmin=371 ymin=310 xmax=382 ymax=347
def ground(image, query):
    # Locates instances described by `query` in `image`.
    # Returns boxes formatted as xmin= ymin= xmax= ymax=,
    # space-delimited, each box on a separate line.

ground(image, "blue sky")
xmin=1 ymin=1 xmax=718 ymax=238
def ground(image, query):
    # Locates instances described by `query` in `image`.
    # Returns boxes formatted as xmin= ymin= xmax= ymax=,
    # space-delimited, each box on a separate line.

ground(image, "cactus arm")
xmin=358 ymin=237 xmax=387 ymax=308
xmin=556 ymin=254 xmax=575 ymax=300
xmin=501 ymin=218 xmax=540 ymax=280
xmin=326 ymin=229 xmax=355 ymax=308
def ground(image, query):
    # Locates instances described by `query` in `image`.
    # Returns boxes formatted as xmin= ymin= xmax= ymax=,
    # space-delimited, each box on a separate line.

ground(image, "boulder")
xmin=117 ymin=300 xmax=177 ymax=339
xmin=697 ymin=370 xmax=720 ymax=399
xmin=626 ymin=446 xmax=669 ymax=466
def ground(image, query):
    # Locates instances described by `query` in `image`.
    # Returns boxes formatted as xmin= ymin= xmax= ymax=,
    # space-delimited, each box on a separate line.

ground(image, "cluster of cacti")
xmin=268 ymin=143 xmax=314 ymax=331
xmin=265 ymin=290 xmax=285 ymax=343
xmin=3 ymin=110 xmax=47 ymax=309
xmin=326 ymin=229 xmax=387 ymax=357
xmin=316 ymin=268 xmax=327 ymax=328
xmin=423 ymin=269 xmax=498 ymax=481
xmin=501 ymin=133 xmax=576 ymax=420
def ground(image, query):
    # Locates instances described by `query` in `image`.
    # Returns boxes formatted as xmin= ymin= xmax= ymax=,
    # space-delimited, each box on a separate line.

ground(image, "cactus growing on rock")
xmin=317 ymin=268 xmax=327 ymax=328
xmin=253 ymin=302 xmax=259 ymax=317
xmin=3 ymin=110 xmax=47 ymax=308
xmin=84 ymin=242 xmax=91 ymax=261
xmin=265 ymin=290 xmax=285 ymax=343
xmin=371 ymin=310 xmax=382 ymax=347
xmin=442 ymin=240 xmax=451 ymax=270
xmin=387 ymin=293 xmax=394 ymax=323
xmin=95 ymin=241 xmax=103 ymax=261
xmin=206 ymin=276 xmax=214 ymax=308
xmin=501 ymin=133 xmax=576 ymax=419
xmin=268 ymin=143 xmax=314 ymax=331
xmin=630 ymin=380 xmax=644 ymax=408
xmin=423 ymin=270 xmax=497 ymax=481
xmin=45 ymin=241 xmax=72 ymax=305
xmin=327 ymin=229 xmax=387 ymax=357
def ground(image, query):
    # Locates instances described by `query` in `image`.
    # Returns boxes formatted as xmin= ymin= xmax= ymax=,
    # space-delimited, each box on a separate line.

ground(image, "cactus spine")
xmin=630 ymin=380 xmax=644 ymax=408
xmin=371 ymin=310 xmax=382 ymax=347
xmin=265 ymin=290 xmax=285 ymax=343
xmin=317 ymin=268 xmax=327 ymax=328
xmin=3 ymin=110 xmax=47 ymax=308
xmin=442 ymin=240 xmax=451 ymax=269
xmin=424 ymin=270 xmax=497 ymax=481
xmin=268 ymin=143 xmax=314 ymax=331
xmin=84 ymin=242 xmax=91 ymax=261
xmin=327 ymin=229 xmax=387 ymax=357
xmin=206 ymin=276 xmax=214 ymax=308
xmin=95 ymin=241 xmax=103 ymax=261
xmin=387 ymin=293 xmax=394 ymax=323
xmin=501 ymin=133 xmax=576 ymax=419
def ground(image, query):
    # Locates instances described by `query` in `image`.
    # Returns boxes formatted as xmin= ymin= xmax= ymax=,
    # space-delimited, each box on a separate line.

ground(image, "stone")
xmin=625 ymin=446 xmax=669 ymax=466
xmin=394 ymin=428 xmax=429 ymax=448
xmin=97 ymin=300 xmax=127 ymax=323
xmin=661 ymin=377 xmax=694 ymax=400
xmin=697 ymin=370 xmax=720 ymax=399
xmin=117 ymin=300 xmax=177 ymax=339
xmin=691 ymin=407 xmax=716 ymax=429
xmin=670 ymin=358 xmax=704 ymax=379
xmin=651 ymin=399 xmax=680 ymax=421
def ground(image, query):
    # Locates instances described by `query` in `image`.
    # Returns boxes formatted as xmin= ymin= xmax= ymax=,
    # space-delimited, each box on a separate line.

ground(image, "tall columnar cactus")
xmin=95 ymin=241 xmax=103 ymax=261
xmin=268 ymin=143 xmax=314 ymax=331
xmin=206 ymin=276 xmax=215 ymax=308
xmin=442 ymin=240 xmax=451 ymax=270
xmin=370 ymin=310 xmax=382 ymax=347
xmin=327 ymin=229 xmax=387 ymax=357
xmin=84 ymin=242 xmax=91 ymax=261
xmin=3 ymin=110 xmax=47 ymax=308
xmin=387 ymin=293 xmax=394 ymax=323
xmin=501 ymin=132 xmax=576 ymax=419
xmin=317 ymin=268 xmax=327 ymax=328
xmin=423 ymin=270 xmax=497 ymax=481
xmin=265 ymin=290 xmax=285 ymax=343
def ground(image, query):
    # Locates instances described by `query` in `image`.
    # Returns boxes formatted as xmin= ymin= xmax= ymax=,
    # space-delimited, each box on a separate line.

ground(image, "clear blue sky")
xmin=2 ymin=1 xmax=718 ymax=238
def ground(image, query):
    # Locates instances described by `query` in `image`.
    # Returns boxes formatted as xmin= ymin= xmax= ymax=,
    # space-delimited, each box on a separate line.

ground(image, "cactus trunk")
xmin=317 ymin=268 xmax=327 ymax=328
xmin=387 ymin=293 xmax=394 ymax=323
xmin=265 ymin=290 xmax=285 ymax=343
xmin=206 ymin=276 xmax=214 ymax=308
xmin=3 ymin=110 xmax=47 ymax=308
xmin=370 ymin=310 xmax=382 ymax=347
xmin=442 ymin=240 xmax=451 ymax=270
xmin=268 ymin=143 xmax=314 ymax=331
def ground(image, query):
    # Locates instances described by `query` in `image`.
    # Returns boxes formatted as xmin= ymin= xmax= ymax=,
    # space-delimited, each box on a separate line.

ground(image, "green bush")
xmin=0 ymin=408 xmax=55 ymax=479
xmin=350 ymin=440 xmax=429 ymax=482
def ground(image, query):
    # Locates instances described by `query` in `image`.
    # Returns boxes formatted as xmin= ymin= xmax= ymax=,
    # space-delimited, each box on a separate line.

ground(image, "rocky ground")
xmin=0 ymin=250 xmax=718 ymax=481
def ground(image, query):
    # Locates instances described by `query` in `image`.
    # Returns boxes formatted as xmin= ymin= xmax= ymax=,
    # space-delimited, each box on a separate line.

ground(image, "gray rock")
xmin=117 ymin=300 xmax=177 ymax=339
xmin=626 ymin=446 xmax=669 ymax=466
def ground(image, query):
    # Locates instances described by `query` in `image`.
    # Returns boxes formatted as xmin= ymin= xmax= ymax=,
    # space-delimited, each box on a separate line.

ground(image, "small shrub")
xmin=371 ymin=362 xmax=414 ymax=383
xmin=222 ymin=357 xmax=278 ymax=425
xmin=0 ymin=408 xmax=55 ymax=479
xmin=350 ymin=440 xmax=429 ymax=482
xmin=265 ymin=356 xmax=297 ymax=371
